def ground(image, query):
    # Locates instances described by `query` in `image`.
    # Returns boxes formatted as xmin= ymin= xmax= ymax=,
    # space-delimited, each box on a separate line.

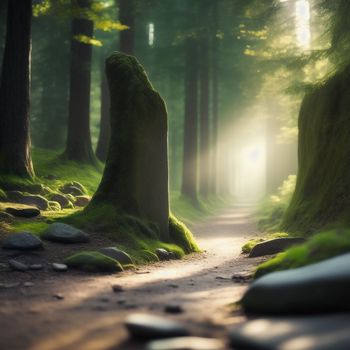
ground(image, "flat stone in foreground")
xmin=147 ymin=337 xmax=226 ymax=350
xmin=6 ymin=207 xmax=40 ymax=218
xmin=229 ymin=315 xmax=350 ymax=350
xmin=242 ymin=253 xmax=350 ymax=314
xmin=125 ymin=313 xmax=190 ymax=339
xmin=249 ymin=237 xmax=306 ymax=257
xmin=2 ymin=232 xmax=43 ymax=250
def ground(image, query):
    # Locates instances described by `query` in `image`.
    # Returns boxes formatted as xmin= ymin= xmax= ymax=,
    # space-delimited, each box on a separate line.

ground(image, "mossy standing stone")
xmin=88 ymin=52 xmax=169 ymax=241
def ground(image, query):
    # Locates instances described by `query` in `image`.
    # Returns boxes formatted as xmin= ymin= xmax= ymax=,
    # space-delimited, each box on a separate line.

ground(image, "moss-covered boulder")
xmin=88 ymin=52 xmax=169 ymax=241
xmin=282 ymin=66 xmax=350 ymax=233
xmin=64 ymin=251 xmax=123 ymax=272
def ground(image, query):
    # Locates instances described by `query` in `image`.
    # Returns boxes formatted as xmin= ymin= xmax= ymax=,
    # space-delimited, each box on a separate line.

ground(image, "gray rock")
xmin=242 ymin=252 xmax=350 ymax=314
xmin=2 ymin=232 xmax=43 ymax=250
xmin=147 ymin=337 xmax=226 ymax=350
xmin=229 ymin=315 xmax=350 ymax=350
xmin=42 ymin=223 xmax=90 ymax=243
xmin=49 ymin=193 xmax=72 ymax=209
xmin=112 ymin=284 xmax=124 ymax=292
xmin=19 ymin=195 xmax=49 ymax=210
xmin=9 ymin=259 xmax=29 ymax=271
xmin=249 ymin=237 xmax=306 ymax=257
xmin=52 ymin=263 xmax=68 ymax=272
xmin=99 ymin=247 xmax=134 ymax=265
xmin=74 ymin=196 xmax=91 ymax=207
xmin=125 ymin=313 xmax=190 ymax=339
xmin=59 ymin=184 xmax=84 ymax=196
xmin=156 ymin=248 xmax=170 ymax=261
xmin=6 ymin=207 xmax=40 ymax=218
xmin=29 ymin=264 xmax=44 ymax=270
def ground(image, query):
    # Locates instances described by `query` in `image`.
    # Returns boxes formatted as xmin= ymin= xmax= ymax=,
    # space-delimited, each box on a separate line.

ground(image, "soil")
xmin=0 ymin=205 xmax=265 ymax=350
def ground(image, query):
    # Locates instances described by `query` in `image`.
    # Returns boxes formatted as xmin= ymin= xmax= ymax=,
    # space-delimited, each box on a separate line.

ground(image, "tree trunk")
xmin=0 ymin=0 xmax=34 ymax=178
xmin=96 ymin=68 xmax=110 ymax=162
xmin=119 ymin=0 xmax=134 ymax=54
xmin=181 ymin=39 xmax=199 ymax=202
xmin=65 ymin=0 xmax=95 ymax=164
xmin=199 ymin=36 xmax=210 ymax=196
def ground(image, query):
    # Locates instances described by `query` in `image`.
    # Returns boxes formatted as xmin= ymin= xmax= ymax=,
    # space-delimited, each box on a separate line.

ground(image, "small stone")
xmin=53 ymin=293 xmax=64 ymax=300
xmin=215 ymin=276 xmax=230 ymax=280
xmin=2 ymin=232 xmax=43 ymax=250
xmin=29 ymin=264 xmax=44 ymax=270
xmin=6 ymin=207 xmax=40 ymax=218
xmin=156 ymin=248 xmax=170 ymax=261
xmin=168 ymin=284 xmax=179 ymax=289
xmin=164 ymin=304 xmax=183 ymax=314
xmin=112 ymin=284 xmax=124 ymax=292
xmin=23 ymin=282 xmax=34 ymax=287
xmin=42 ymin=223 xmax=90 ymax=243
xmin=146 ymin=337 xmax=226 ymax=350
xmin=9 ymin=259 xmax=29 ymax=271
xmin=117 ymin=299 xmax=126 ymax=305
xmin=52 ymin=263 xmax=68 ymax=272
xmin=125 ymin=313 xmax=190 ymax=339
xmin=74 ymin=196 xmax=91 ymax=207
xmin=59 ymin=185 xmax=84 ymax=196
xmin=99 ymin=247 xmax=134 ymax=265
xmin=49 ymin=193 xmax=72 ymax=209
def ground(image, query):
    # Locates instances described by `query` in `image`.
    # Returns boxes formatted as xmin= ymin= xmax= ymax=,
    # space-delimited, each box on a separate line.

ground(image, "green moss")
xmin=282 ymin=67 xmax=350 ymax=234
xmin=65 ymin=251 xmax=123 ymax=272
xmin=12 ymin=221 xmax=49 ymax=235
xmin=169 ymin=214 xmax=200 ymax=253
xmin=255 ymin=228 xmax=350 ymax=278
xmin=242 ymin=232 xmax=290 ymax=254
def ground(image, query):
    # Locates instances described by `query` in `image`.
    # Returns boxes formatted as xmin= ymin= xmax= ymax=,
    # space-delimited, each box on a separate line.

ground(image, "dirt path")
xmin=0 ymin=205 xmax=265 ymax=350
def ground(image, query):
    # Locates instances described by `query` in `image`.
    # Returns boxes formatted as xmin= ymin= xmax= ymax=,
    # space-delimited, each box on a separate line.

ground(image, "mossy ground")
xmin=255 ymin=228 xmax=350 ymax=278
xmin=0 ymin=148 xmax=211 ymax=266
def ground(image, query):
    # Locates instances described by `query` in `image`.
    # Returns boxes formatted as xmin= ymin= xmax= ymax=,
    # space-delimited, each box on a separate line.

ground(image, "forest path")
xmin=0 ymin=204 xmax=264 ymax=350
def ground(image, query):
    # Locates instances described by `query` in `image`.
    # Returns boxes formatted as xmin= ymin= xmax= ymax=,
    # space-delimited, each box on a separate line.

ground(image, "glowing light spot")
xmin=295 ymin=0 xmax=311 ymax=49
xmin=148 ymin=22 xmax=155 ymax=46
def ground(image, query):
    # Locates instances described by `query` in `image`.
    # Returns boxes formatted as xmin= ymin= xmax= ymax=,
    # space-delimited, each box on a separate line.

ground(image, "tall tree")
xmin=0 ymin=0 xmax=34 ymax=178
xmin=65 ymin=0 xmax=95 ymax=163
xmin=96 ymin=0 xmax=135 ymax=162
xmin=119 ymin=0 xmax=135 ymax=54
xmin=181 ymin=38 xmax=199 ymax=202
xmin=199 ymin=4 xmax=211 ymax=196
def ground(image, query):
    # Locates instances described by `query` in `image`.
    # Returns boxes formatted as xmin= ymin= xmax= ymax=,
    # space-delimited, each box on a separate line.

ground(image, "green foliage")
xmin=241 ymin=232 xmax=289 ymax=254
xmin=255 ymin=228 xmax=350 ymax=278
xmin=257 ymin=175 xmax=296 ymax=233
xmin=64 ymin=251 xmax=124 ymax=272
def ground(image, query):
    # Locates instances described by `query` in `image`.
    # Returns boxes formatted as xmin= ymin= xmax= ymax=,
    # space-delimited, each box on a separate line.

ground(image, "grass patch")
xmin=255 ymin=228 xmax=350 ymax=278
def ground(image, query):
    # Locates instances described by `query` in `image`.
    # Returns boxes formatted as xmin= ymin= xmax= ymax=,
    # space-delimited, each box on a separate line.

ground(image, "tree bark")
xmin=0 ymin=0 xmax=34 ymax=178
xmin=119 ymin=0 xmax=135 ymax=54
xmin=96 ymin=68 xmax=110 ymax=162
xmin=181 ymin=39 xmax=199 ymax=202
xmin=199 ymin=35 xmax=210 ymax=196
xmin=65 ymin=0 xmax=95 ymax=164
